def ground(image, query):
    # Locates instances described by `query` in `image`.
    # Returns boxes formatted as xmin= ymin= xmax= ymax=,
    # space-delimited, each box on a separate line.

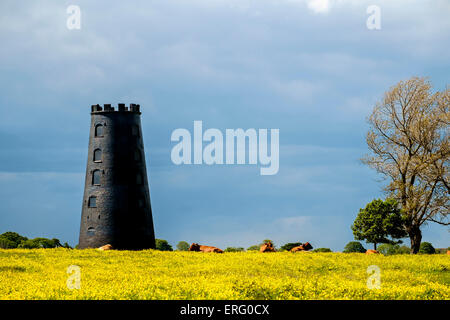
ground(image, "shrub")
xmin=0 ymin=238 xmax=16 ymax=249
xmin=176 ymin=241 xmax=190 ymax=251
xmin=247 ymin=245 xmax=260 ymax=251
xmin=18 ymin=238 xmax=62 ymax=249
xmin=313 ymin=248 xmax=332 ymax=253
xmin=378 ymin=244 xmax=398 ymax=255
xmin=343 ymin=241 xmax=366 ymax=253
xmin=397 ymin=245 xmax=410 ymax=254
xmin=377 ymin=244 xmax=411 ymax=255
xmin=155 ymin=239 xmax=173 ymax=251
xmin=224 ymin=247 xmax=245 ymax=252
xmin=62 ymin=242 xmax=72 ymax=249
xmin=419 ymin=242 xmax=435 ymax=254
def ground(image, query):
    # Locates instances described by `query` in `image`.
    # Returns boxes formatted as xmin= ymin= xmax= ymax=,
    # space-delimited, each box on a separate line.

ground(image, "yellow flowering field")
xmin=0 ymin=249 xmax=448 ymax=300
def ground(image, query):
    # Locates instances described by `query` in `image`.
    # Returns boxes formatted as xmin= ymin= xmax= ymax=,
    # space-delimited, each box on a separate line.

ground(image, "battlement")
xmin=91 ymin=103 xmax=141 ymax=113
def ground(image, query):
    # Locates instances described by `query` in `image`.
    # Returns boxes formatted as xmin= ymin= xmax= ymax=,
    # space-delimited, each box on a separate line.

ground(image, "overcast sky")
xmin=0 ymin=0 xmax=448 ymax=250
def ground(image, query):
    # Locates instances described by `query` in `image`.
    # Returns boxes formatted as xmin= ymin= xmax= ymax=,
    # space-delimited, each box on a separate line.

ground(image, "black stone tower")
xmin=78 ymin=103 xmax=155 ymax=249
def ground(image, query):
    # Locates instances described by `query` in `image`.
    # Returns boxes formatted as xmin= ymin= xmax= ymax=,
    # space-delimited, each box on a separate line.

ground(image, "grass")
xmin=0 ymin=249 xmax=448 ymax=300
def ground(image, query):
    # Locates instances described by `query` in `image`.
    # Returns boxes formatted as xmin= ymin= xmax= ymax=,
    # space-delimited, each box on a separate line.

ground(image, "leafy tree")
xmin=351 ymin=199 xmax=407 ymax=250
xmin=362 ymin=77 xmax=449 ymax=253
xmin=176 ymin=241 xmax=190 ymax=251
xmin=0 ymin=232 xmax=28 ymax=248
xmin=280 ymin=242 xmax=302 ymax=251
xmin=155 ymin=239 xmax=173 ymax=251
xmin=224 ymin=247 xmax=245 ymax=252
xmin=246 ymin=245 xmax=259 ymax=251
xmin=419 ymin=242 xmax=435 ymax=254
xmin=313 ymin=248 xmax=332 ymax=253
xmin=343 ymin=241 xmax=366 ymax=253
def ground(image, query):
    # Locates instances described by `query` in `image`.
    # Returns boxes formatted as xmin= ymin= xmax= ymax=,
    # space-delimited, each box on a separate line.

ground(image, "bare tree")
xmin=362 ymin=77 xmax=449 ymax=254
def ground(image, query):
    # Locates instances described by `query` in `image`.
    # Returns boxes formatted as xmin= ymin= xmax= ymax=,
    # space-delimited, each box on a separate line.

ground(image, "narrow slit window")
xmin=95 ymin=124 xmax=104 ymax=137
xmin=132 ymin=125 xmax=139 ymax=137
xmin=136 ymin=173 xmax=143 ymax=185
xmin=88 ymin=196 xmax=97 ymax=208
xmin=134 ymin=149 xmax=141 ymax=161
xmin=92 ymin=170 xmax=101 ymax=185
xmin=94 ymin=149 xmax=102 ymax=162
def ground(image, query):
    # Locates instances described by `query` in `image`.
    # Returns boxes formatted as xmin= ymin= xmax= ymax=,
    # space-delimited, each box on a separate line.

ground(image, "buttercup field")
xmin=1 ymin=249 xmax=449 ymax=300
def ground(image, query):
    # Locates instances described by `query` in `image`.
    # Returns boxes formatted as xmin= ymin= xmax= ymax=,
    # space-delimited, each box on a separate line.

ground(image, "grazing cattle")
xmin=98 ymin=244 xmax=113 ymax=251
xmin=260 ymin=242 xmax=276 ymax=252
xmin=366 ymin=249 xmax=379 ymax=255
xmin=189 ymin=243 xmax=223 ymax=253
xmin=290 ymin=242 xmax=313 ymax=252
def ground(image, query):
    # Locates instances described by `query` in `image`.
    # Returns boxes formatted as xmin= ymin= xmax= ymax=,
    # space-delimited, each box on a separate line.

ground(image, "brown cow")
xmin=189 ymin=243 xmax=223 ymax=253
xmin=260 ymin=242 xmax=276 ymax=252
xmin=98 ymin=244 xmax=113 ymax=251
xmin=366 ymin=249 xmax=379 ymax=255
xmin=290 ymin=242 xmax=313 ymax=252
xmin=447 ymin=250 xmax=450 ymax=255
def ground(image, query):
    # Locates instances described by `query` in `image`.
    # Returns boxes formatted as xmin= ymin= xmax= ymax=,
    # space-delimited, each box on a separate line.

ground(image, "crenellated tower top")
xmin=91 ymin=103 xmax=141 ymax=114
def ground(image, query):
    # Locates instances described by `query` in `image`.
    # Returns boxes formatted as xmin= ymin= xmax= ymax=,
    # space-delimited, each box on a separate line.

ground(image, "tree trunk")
xmin=374 ymin=243 xmax=377 ymax=250
xmin=408 ymin=226 xmax=422 ymax=254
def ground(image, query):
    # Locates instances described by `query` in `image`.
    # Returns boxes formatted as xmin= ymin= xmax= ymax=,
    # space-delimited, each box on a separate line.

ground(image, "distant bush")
xmin=378 ymin=244 xmax=410 ymax=255
xmin=176 ymin=241 xmax=190 ymax=251
xmin=18 ymin=238 xmax=62 ymax=249
xmin=224 ymin=247 xmax=245 ymax=252
xmin=343 ymin=241 xmax=366 ymax=253
xmin=280 ymin=242 xmax=302 ymax=251
xmin=419 ymin=242 xmax=435 ymax=254
xmin=155 ymin=239 xmax=173 ymax=251
xmin=0 ymin=232 xmax=28 ymax=248
xmin=397 ymin=245 xmax=411 ymax=254
xmin=62 ymin=242 xmax=72 ymax=249
xmin=378 ymin=244 xmax=398 ymax=255
xmin=246 ymin=245 xmax=259 ymax=251
xmin=0 ymin=238 xmax=16 ymax=249
xmin=313 ymin=248 xmax=332 ymax=253
xmin=0 ymin=232 xmax=70 ymax=249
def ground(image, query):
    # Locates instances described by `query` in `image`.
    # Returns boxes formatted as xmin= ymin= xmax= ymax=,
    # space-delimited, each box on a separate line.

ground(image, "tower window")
xmin=88 ymin=196 xmax=97 ymax=208
xmin=92 ymin=170 xmax=101 ymax=185
xmin=95 ymin=124 xmax=104 ymax=137
xmin=134 ymin=149 xmax=141 ymax=161
xmin=87 ymin=227 xmax=95 ymax=236
xmin=136 ymin=173 xmax=143 ymax=185
xmin=94 ymin=149 xmax=102 ymax=162
xmin=132 ymin=125 xmax=139 ymax=137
